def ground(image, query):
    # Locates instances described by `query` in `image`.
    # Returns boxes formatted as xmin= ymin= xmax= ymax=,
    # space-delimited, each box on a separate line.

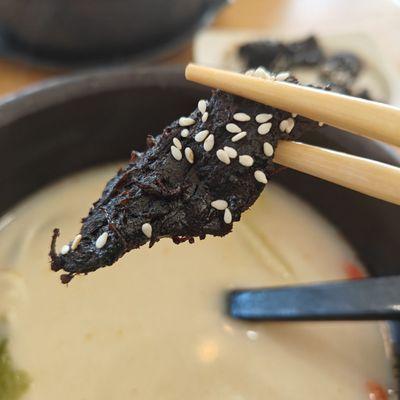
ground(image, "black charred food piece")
xmin=50 ymin=75 xmax=321 ymax=283
xmin=239 ymin=35 xmax=324 ymax=71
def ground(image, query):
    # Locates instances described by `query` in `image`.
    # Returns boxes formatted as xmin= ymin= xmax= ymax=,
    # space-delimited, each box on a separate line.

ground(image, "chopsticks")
xmin=275 ymin=142 xmax=400 ymax=205
xmin=228 ymin=275 xmax=400 ymax=321
xmin=185 ymin=64 xmax=400 ymax=205
xmin=186 ymin=64 xmax=400 ymax=146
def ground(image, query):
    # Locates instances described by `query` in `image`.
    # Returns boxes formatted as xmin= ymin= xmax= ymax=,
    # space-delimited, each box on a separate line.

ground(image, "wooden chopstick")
xmin=185 ymin=64 xmax=400 ymax=147
xmin=184 ymin=63 xmax=400 ymax=205
xmin=274 ymin=141 xmax=400 ymax=205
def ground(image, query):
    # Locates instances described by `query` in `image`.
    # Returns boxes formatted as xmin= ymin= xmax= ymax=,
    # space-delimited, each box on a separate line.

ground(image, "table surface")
xmin=0 ymin=0 xmax=398 ymax=97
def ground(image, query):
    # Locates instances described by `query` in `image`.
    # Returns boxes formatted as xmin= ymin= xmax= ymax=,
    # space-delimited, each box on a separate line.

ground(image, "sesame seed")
xmin=71 ymin=234 xmax=82 ymax=250
xmin=61 ymin=244 xmax=70 ymax=255
xmin=142 ymin=223 xmax=152 ymax=239
xmin=223 ymin=146 xmax=237 ymax=159
xmin=211 ymin=200 xmax=228 ymax=210
xmin=239 ymin=155 xmax=254 ymax=167
xmin=275 ymin=71 xmax=290 ymax=81
xmin=245 ymin=69 xmax=255 ymax=76
xmin=171 ymin=145 xmax=182 ymax=160
xmin=254 ymin=170 xmax=268 ymax=184
xmin=231 ymin=131 xmax=247 ymax=142
xmin=195 ymin=130 xmax=209 ymax=142
xmin=279 ymin=118 xmax=295 ymax=133
xmin=319 ymin=121 xmax=324 ymax=127
xmin=95 ymin=232 xmax=108 ymax=249
xmin=203 ymin=134 xmax=215 ymax=152
xmin=287 ymin=118 xmax=295 ymax=132
xmin=226 ymin=123 xmax=241 ymax=133
xmin=233 ymin=112 xmax=251 ymax=122
xmin=181 ymin=128 xmax=189 ymax=138
xmin=258 ymin=122 xmax=272 ymax=135
xmin=263 ymin=142 xmax=274 ymax=157
xmin=202 ymin=112 xmax=208 ymax=122
xmin=216 ymin=149 xmax=231 ymax=165
xmin=255 ymin=113 xmax=272 ymax=123
xmin=224 ymin=208 xmax=232 ymax=224
xmin=246 ymin=330 xmax=258 ymax=341
xmin=173 ymin=137 xmax=182 ymax=150
xmin=179 ymin=117 xmax=195 ymax=127
xmin=292 ymin=113 xmax=298 ymax=118
xmin=253 ymin=67 xmax=270 ymax=79
xmin=184 ymin=147 xmax=194 ymax=164
xmin=198 ymin=99 xmax=207 ymax=114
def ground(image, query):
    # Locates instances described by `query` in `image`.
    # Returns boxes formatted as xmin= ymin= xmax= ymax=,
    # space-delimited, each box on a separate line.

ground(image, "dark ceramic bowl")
xmin=0 ymin=0 xmax=226 ymax=67
xmin=0 ymin=66 xmax=399 ymax=390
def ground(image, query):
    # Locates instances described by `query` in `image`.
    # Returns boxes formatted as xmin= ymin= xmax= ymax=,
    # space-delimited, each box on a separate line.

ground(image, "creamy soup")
xmin=0 ymin=165 xmax=394 ymax=400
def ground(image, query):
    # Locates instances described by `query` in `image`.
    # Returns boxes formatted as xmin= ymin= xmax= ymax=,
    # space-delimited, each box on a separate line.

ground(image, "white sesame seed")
xmin=231 ymin=131 xmax=247 ymax=142
xmin=254 ymin=170 xmax=268 ymax=184
xmin=71 ymin=234 xmax=82 ymax=250
xmin=258 ymin=122 xmax=272 ymax=135
xmin=195 ymin=129 xmax=209 ymax=142
xmin=233 ymin=112 xmax=251 ymax=122
xmin=211 ymin=200 xmax=228 ymax=210
xmin=198 ymin=99 xmax=207 ymax=114
xmin=184 ymin=147 xmax=194 ymax=164
xmin=226 ymin=123 xmax=241 ymax=133
xmin=279 ymin=118 xmax=295 ymax=133
xmin=245 ymin=69 xmax=255 ymax=76
xmin=224 ymin=208 xmax=232 ymax=224
xmin=239 ymin=155 xmax=254 ymax=167
xmin=142 ymin=223 xmax=152 ymax=239
xmin=61 ymin=244 xmax=70 ymax=255
xmin=179 ymin=117 xmax=195 ymax=127
xmin=292 ymin=113 xmax=298 ymax=118
xmin=171 ymin=145 xmax=182 ymax=160
xmin=318 ymin=121 xmax=324 ymax=127
xmin=181 ymin=128 xmax=189 ymax=138
xmin=202 ymin=112 xmax=208 ymax=122
xmin=203 ymin=134 xmax=215 ymax=152
xmin=253 ymin=67 xmax=269 ymax=79
xmin=216 ymin=149 xmax=231 ymax=165
xmin=246 ymin=330 xmax=258 ymax=341
xmin=255 ymin=113 xmax=272 ymax=123
xmin=173 ymin=137 xmax=182 ymax=150
xmin=275 ymin=71 xmax=290 ymax=81
xmin=95 ymin=232 xmax=108 ymax=249
xmin=287 ymin=118 xmax=295 ymax=132
xmin=263 ymin=142 xmax=274 ymax=157
xmin=224 ymin=146 xmax=237 ymax=159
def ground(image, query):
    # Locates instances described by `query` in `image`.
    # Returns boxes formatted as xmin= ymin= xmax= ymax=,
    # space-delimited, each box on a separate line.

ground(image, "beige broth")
xmin=0 ymin=165 xmax=394 ymax=399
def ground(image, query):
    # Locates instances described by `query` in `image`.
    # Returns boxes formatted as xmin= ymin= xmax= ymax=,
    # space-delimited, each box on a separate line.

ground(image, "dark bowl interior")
xmin=0 ymin=0 xmax=226 ymax=67
xmin=0 ymin=66 xmax=399 ymax=387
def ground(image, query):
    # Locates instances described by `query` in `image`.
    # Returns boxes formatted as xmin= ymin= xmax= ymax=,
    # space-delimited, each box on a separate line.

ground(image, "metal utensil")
xmin=229 ymin=276 xmax=400 ymax=321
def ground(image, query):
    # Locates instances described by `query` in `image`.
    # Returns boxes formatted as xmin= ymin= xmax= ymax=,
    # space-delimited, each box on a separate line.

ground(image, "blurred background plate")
xmin=194 ymin=29 xmax=400 ymax=106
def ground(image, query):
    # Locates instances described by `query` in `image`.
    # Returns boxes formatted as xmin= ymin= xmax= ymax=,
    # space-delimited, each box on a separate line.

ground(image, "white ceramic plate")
xmin=194 ymin=29 xmax=400 ymax=106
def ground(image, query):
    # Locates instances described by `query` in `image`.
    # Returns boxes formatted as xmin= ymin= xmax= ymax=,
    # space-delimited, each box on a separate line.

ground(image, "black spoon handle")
xmin=229 ymin=276 xmax=400 ymax=321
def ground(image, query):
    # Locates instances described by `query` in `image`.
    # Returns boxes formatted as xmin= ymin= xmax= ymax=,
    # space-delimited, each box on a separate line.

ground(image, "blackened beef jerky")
xmin=50 ymin=78 xmax=321 ymax=282
xmin=239 ymin=35 xmax=324 ymax=71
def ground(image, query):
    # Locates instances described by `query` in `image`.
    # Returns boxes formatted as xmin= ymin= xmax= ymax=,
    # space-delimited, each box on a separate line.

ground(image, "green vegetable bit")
xmin=0 ymin=339 xmax=30 ymax=400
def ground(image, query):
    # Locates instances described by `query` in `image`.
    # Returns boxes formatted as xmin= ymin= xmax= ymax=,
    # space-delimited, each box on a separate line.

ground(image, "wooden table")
xmin=0 ymin=0 xmax=398 ymax=96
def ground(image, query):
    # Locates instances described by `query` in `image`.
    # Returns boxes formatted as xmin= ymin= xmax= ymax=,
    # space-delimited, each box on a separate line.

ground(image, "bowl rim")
xmin=1 ymin=63 xmax=399 ymax=165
